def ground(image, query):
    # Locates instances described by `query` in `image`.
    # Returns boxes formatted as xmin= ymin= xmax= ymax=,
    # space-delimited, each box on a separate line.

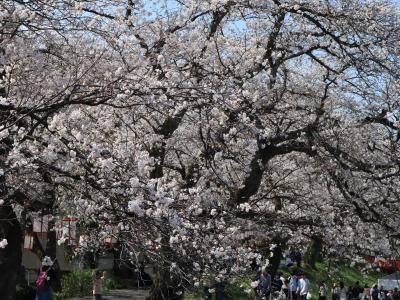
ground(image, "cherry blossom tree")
xmin=1 ymin=0 xmax=400 ymax=299
xmin=0 ymin=1 xmax=126 ymax=298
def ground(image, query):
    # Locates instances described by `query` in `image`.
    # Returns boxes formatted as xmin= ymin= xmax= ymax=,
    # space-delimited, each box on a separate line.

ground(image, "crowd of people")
xmin=254 ymin=270 xmax=311 ymax=300
xmin=330 ymin=282 xmax=400 ymax=300
xmin=254 ymin=271 xmax=400 ymax=300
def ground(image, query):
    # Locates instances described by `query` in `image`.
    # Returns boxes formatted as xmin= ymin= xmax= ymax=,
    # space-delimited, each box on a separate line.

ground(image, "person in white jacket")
xmin=297 ymin=273 xmax=310 ymax=300
xmin=339 ymin=282 xmax=347 ymax=300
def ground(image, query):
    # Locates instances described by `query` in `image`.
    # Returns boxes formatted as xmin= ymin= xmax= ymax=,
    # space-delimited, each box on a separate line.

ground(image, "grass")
xmin=185 ymin=260 xmax=386 ymax=300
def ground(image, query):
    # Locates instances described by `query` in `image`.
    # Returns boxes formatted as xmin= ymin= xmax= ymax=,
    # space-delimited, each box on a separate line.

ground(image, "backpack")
xmin=36 ymin=268 xmax=49 ymax=292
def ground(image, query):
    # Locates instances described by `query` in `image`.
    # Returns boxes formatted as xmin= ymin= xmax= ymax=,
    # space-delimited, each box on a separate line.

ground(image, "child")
xmin=92 ymin=270 xmax=106 ymax=300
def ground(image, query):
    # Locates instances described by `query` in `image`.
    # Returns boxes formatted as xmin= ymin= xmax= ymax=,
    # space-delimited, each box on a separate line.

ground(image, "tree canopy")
xmin=1 ymin=0 xmax=400 ymax=298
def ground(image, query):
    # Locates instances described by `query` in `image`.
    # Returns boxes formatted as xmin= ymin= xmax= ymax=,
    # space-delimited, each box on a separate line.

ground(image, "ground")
xmin=65 ymin=289 xmax=149 ymax=300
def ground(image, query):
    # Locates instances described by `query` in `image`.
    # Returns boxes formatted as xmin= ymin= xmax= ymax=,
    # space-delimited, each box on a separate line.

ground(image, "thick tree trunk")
xmin=269 ymin=240 xmax=283 ymax=276
xmin=147 ymin=266 xmax=183 ymax=300
xmin=304 ymin=235 xmax=323 ymax=267
xmin=147 ymin=235 xmax=183 ymax=300
xmin=0 ymin=132 xmax=22 ymax=300
xmin=83 ymin=249 xmax=98 ymax=269
xmin=0 ymin=48 xmax=22 ymax=300
xmin=269 ymin=197 xmax=284 ymax=276
xmin=0 ymin=205 xmax=23 ymax=300
xmin=146 ymin=112 xmax=188 ymax=299
xmin=45 ymin=218 xmax=61 ymax=292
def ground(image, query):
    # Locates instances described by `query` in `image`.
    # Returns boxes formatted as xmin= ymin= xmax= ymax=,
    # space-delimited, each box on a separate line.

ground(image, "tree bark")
xmin=0 ymin=126 xmax=22 ymax=300
xmin=45 ymin=218 xmax=61 ymax=292
xmin=304 ymin=235 xmax=323 ymax=267
xmin=147 ymin=266 xmax=183 ymax=300
xmin=147 ymin=111 xmax=187 ymax=299
xmin=269 ymin=240 xmax=283 ymax=276
xmin=0 ymin=204 xmax=22 ymax=300
xmin=269 ymin=196 xmax=284 ymax=276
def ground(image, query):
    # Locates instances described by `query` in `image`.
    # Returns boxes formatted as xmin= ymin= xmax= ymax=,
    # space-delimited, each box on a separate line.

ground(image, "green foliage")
xmin=103 ymin=274 xmax=124 ymax=291
xmin=226 ymin=277 xmax=256 ymax=299
xmin=184 ymin=293 xmax=204 ymax=300
xmin=60 ymin=270 xmax=93 ymax=298
xmin=16 ymin=284 xmax=36 ymax=300
xmin=49 ymin=270 xmax=125 ymax=299
xmin=52 ymin=292 xmax=64 ymax=300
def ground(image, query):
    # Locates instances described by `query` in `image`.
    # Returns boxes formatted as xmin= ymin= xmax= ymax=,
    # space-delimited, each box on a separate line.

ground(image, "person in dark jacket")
xmin=273 ymin=273 xmax=283 ymax=293
xmin=259 ymin=269 xmax=272 ymax=300
xmin=352 ymin=282 xmax=362 ymax=300
xmin=371 ymin=285 xmax=380 ymax=300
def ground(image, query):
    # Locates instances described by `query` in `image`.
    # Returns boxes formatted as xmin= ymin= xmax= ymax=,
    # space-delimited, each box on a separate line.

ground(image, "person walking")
xmin=339 ymin=282 xmax=348 ymax=300
xmin=371 ymin=285 xmax=380 ymax=300
xmin=282 ymin=277 xmax=290 ymax=300
xmin=36 ymin=256 xmax=55 ymax=300
xmin=92 ymin=270 xmax=106 ymax=300
xmin=285 ymin=255 xmax=294 ymax=268
xmin=319 ymin=282 xmax=327 ymax=300
xmin=297 ymin=273 xmax=310 ymax=300
xmin=348 ymin=285 xmax=355 ymax=300
xmin=333 ymin=283 xmax=340 ymax=300
xmin=289 ymin=272 xmax=299 ymax=300
xmin=363 ymin=284 xmax=371 ymax=300
xmin=353 ymin=282 xmax=362 ymax=300
xmin=259 ymin=269 xmax=272 ymax=300
xmin=378 ymin=286 xmax=386 ymax=300
xmin=392 ymin=288 xmax=400 ymax=300
xmin=273 ymin=273 xmax=283 ymax=293
xmin=386 ymin=290 xmax=393 ymax=300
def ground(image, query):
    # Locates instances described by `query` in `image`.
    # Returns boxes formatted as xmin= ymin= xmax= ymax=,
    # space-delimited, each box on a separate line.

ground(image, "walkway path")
xmin=65 ymin=289 xmax=149 ymax=300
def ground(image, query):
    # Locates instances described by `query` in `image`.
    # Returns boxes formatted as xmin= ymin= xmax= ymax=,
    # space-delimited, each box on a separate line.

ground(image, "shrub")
xmin=60 ymin=270 xmax=93 ymax=298
xmin=52 ymin=292 xmax=65 ymax=300
xmin=16 ymin=284 xmax=36 ymax=300
xmin=103 ymin=274 xmax=124 ymax=291
xmin=226 ymin=278 xmax=256 ymax=299
xmin=56 ymin=269 xmax=125 ymax=298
